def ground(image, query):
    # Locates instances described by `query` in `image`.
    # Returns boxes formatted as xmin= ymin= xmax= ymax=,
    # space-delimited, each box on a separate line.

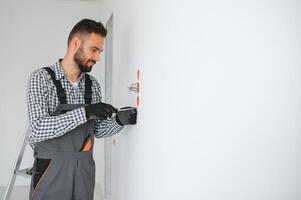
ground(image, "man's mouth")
xmin=87 ymin=60 xmax=96 ymax=67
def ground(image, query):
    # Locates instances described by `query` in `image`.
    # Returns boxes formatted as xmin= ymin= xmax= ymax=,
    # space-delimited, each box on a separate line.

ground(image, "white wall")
xmin=98 ymin=0 xmax=301 ymax=199
xmin=0 ymin=1 xmax=107 ymax=195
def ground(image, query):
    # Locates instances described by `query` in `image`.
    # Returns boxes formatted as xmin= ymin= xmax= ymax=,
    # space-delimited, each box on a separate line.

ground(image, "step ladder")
xmin=4 ymin=124 xmax=33 ymax=200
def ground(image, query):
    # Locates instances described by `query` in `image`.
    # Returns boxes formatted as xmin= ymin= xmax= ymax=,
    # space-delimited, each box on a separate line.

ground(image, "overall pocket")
xmin=31 ymin=158 xmax=52 ymax=198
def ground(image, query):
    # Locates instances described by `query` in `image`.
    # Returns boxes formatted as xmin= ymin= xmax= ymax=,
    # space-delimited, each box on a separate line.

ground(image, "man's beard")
xmin=74 ymin=46 xmax=95 ymax=73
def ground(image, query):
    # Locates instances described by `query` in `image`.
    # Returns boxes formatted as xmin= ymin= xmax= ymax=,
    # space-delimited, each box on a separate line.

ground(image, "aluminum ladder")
xmin=4 ymin=124 xmax=32 ymax=200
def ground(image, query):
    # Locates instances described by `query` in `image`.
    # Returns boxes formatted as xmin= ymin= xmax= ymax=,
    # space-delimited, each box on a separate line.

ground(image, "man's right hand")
xmin=85 ymin=102 xmax=118 ymax=121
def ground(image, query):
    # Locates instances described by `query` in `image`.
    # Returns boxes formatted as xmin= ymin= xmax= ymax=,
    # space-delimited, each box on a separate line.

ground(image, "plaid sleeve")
xmin=27 ymin=69 xmax=87 ymax=147
xmin=94 ymin=117 xmax=124 ymax=138
xmin=90 ymin=77 xmax=124 ymax=138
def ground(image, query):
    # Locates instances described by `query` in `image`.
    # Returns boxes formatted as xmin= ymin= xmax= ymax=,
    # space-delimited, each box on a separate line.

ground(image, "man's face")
xmin=74 ymin=33 xmax=104 ymax=73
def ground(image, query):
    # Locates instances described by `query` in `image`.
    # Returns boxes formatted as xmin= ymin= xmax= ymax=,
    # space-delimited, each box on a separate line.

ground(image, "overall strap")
xmin=84 ymin=74 xmax=92 ymax=104
xmin=44 ymin=67 xmax=67 ymax=104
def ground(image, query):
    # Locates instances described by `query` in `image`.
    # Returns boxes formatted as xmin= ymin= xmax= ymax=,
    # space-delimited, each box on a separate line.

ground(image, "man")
xmin=26 ymin=19 xmax=137 ymax=200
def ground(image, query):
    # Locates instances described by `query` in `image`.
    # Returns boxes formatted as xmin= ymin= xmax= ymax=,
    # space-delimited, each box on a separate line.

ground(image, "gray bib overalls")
xmin=29 ymin=67 xmax=96 ymax=200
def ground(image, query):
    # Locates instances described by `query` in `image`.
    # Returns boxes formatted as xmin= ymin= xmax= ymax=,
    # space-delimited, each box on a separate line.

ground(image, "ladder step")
xmin=4 ymin=125 xmax=31 ymax=200
xmin=15 ymin=167 xmax=32 ymax=178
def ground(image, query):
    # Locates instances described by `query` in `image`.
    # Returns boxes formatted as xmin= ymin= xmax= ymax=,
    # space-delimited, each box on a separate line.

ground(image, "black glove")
xmin=85 ymin=102 xmax=118 ymax=121
xmin=116 ymin=107 xmax=137 ymax=126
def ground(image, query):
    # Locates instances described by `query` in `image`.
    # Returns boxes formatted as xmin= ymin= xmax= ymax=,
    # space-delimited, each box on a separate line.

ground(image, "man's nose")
xmin=94 ymin=53 xmax=100 ymax=62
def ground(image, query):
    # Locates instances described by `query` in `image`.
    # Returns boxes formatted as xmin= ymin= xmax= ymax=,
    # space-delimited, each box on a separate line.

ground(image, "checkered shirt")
xmin=26 ymin=60 xmax=123 ymax=148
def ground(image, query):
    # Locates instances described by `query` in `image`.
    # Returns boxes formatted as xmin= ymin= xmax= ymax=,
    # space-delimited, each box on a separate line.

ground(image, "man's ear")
xmin=71 ymin=35 xmax=82 ymax=52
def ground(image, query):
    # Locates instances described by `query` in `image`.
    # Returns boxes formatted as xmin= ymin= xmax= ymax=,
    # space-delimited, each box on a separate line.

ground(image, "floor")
xmin=0 ymin=186 xmax=29 ymax=200
xmin=0 ymin=184 xmax=103 ymax=200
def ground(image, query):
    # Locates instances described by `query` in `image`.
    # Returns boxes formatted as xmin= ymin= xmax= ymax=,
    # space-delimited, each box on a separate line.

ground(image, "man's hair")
xmin=67 ymin=19 xmax=107 ymax=45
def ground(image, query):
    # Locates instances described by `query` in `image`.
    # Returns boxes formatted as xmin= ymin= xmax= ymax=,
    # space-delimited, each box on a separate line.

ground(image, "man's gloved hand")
xmin=116 ymin=107 xmax=137 ymax=126
xmin=85 ymin=102 xmax=118 ymax=121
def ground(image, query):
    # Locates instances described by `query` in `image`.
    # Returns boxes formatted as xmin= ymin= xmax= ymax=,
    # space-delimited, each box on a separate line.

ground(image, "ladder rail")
xmin=4 ymin=124 xmax=30 ymax=200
